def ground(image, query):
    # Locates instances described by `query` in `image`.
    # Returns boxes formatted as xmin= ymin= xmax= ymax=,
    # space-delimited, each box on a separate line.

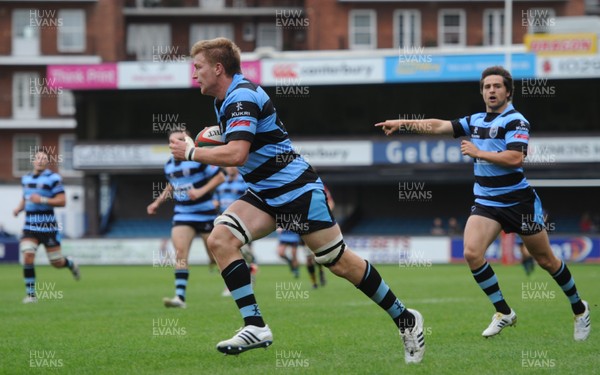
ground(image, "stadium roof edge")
xmin=241 ymin=45 xmax=528 ymax=60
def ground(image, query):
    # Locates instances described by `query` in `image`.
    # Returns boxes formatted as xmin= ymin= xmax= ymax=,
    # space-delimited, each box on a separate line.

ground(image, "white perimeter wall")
xmin=0 ymin=185 xmax=85 ymax=239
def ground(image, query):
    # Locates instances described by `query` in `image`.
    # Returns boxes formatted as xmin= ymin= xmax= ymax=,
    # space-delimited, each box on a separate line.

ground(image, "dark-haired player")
xmin=377 ymin=66 xmax=590 ymax=341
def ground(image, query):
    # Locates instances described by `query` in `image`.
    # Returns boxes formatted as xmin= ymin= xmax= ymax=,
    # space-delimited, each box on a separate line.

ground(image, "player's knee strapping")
xmin=214 ymin=212 xmax=252 ymax=245
xmin=240 ymin=244 xmax=254 ymax=263
xmin=314 ymin=234 xmax=345 ymax=267
xmin=19 ymin=240 xmax=38 ymax=254
xmin=47 ymin=250 xmax=65 ymax=264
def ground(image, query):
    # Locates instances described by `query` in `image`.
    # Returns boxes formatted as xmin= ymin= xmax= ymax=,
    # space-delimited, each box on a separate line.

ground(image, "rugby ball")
xmin=195 ymin=125 xmax=225 ymax=148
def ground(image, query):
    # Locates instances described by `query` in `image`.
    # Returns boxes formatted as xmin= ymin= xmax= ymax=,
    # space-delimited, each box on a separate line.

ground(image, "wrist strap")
xmin=187 ymin=147 xmax=195 ymax=161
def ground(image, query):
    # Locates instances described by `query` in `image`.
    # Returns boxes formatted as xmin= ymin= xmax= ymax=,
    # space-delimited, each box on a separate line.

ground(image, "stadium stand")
xmin=105 ymin=219 xmax=171 ymax=238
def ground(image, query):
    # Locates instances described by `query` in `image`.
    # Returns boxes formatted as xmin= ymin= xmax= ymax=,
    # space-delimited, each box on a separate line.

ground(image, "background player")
xmin=276 ymin=228 xmax=300 ymax=278
xmin=147 ymin=130 xmax=225 ymax=308
xmin=169 ymin=37 xmax=425 ymax=363
xmin=517 ymin=237 xmax=535 ymax=276
xmin=13 ymin=150 xmax=80 ymax=303
xmin=376 ymin=65 xmax=590 ymax=341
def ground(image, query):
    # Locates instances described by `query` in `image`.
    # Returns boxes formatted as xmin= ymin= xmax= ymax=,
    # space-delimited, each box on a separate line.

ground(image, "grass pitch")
xmin=1 ymin=263 xmax=598 ymax=374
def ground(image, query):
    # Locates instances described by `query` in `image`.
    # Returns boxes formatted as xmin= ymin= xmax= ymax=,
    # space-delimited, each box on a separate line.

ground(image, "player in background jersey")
xmin=276 ymin=228 xmax=301 ymax=278
xmin=147 ymin=130 xmax=225 ymax=308
xmin=169 ymin=37 xmax=425 ymax=363
xmin=13 ymin=150 xmax=80 ymax=304
xmin=214 ymin=166 xmax=258 ymax=297
xmin=376 ymin=66 xmax=590 ymax=341
xmin=517 ymin=238 xmax=535 ymax=276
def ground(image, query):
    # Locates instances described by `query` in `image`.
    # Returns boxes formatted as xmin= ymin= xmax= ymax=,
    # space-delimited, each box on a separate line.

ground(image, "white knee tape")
xmin=214 ymin=212 xmax=252 ymax=245
xmin=313 ymin=234 xmax=345 ymax=267
xmin=48 ymin=251 xmax=64 ymax=262
xmin=240 ymin=244 xmax=251 ymax=254
xmin=20 ymin=240 xmax=38 ymax=254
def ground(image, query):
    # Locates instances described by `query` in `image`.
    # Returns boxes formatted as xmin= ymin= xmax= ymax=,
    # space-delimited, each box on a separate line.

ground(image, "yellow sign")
xmin=524 ymin=33 xmax=597 ymax=55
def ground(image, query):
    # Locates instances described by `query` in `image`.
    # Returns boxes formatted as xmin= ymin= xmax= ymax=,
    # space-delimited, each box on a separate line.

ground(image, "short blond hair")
xmin=190 ymin=38 xmax=242 ymax=77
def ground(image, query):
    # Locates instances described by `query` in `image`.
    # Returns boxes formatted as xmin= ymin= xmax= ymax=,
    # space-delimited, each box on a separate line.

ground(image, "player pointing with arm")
xmin=376 ymin=66 xmax=590 ymax=341
xmin=170 ymin=37 xmax=425 ymax=363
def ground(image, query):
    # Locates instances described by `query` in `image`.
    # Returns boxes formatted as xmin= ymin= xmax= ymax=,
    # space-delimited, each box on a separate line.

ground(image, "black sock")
xmin=307 ymin=264 xmax=315 ymax=276
xmin=398 ymin=309 xmax=416 ymax=331
xmin=356 ymin=261 xmax=407 ymax=328
xmin=552 ymin=261 xmax=585 ymax=315
xmin=222 ymin=259 xmax=265 ymax=327
xmin=24 ymin=265 xmax=35 ymax=297
xmin=175 ymin=269 xmax=189 ymax=302
xmin=471 ymin=262 xmax=511 ymax=314
xmin=64 ymin=257 xmax=73 ymax=269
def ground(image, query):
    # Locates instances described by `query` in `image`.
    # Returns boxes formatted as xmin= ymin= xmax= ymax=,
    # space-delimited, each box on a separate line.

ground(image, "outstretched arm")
xmin=375 ymin=118 xmax=454 ymax=136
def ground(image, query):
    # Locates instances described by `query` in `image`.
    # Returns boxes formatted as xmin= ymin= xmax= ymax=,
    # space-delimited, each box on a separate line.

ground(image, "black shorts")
xmin=240 ymin=189 xmax=336 ymax=235
xmin=470 ymin=191 xmax=545 ymax=236
xmin=22 ymin=230 xmax=61 ymax=248
xmin=172 ymin=220 xmax=214 ymax=234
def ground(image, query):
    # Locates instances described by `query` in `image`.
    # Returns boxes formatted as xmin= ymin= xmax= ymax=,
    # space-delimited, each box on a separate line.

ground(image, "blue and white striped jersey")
xmin=279 ymin=230 xmax=300 ymax=244
xmin=22 ymin=169 xmax=64 ymax=232
xmin=452 ymin=103 xmax=532 ymax=207
xmin=215 ymin=173 xmax=247 ymax=213
xmin=164 ymin=158 xmax=220 ymax=222
xmin=214 ymin=73 xmax=323 ymax=207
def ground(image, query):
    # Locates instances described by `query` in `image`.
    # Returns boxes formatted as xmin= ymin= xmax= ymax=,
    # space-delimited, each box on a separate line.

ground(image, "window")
xmin=349 ymin=9 xmax=376 ymax=49
xmin=126 ymin=24 xmax=171 ymax=61
xmin=59 ymin=134 xmax=81 ymax=176
xmin=394 ymin=10 xmax=421 ymax=49
xmin=242 ymin=23 xmax=255 ymax=42
xmin=13 ymin=72 xmax=40 ymax=120
xmin=483 ymin=9 xmax=504 ymax=46
xmin=58 ymin=90 xmax=75 ymax=115
xmin=438 ymin=9 xmax=466 ymax=47
xmin=58 ymin=9 xmax=86 ymax=52
xmin=12 ymin=9 xmax=40 ymax=56
xmin=256 ymin=23 xmax=282 ymax=50
xmin=189 ymin=24 xmax=234 ymax=50
xmin=525 ymin=8 xmax=556 ymax=34
xmin=13 ymin=134 xmax=41 ymax=176
xmin=200 ymin=0 xmax=224 ymax=8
